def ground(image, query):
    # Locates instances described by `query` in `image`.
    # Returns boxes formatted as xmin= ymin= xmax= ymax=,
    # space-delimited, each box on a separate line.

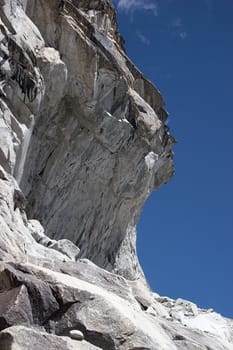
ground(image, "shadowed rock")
xmin=0 ymin=285 xmax=33 ymax=330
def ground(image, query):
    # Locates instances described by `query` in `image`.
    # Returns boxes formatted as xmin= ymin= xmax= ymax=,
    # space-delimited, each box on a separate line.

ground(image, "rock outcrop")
xmin=0 ymin=1 xmax=232 ymax=349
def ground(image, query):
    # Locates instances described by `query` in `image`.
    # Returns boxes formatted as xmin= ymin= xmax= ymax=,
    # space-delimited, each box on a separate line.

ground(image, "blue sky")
xmin=113 ymin=0 xmax=233 ymax=318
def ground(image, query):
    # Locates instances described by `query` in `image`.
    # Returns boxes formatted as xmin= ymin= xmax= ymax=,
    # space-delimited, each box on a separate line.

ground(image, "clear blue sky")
xmin=114 ymin=0 xmax=233 ymax=318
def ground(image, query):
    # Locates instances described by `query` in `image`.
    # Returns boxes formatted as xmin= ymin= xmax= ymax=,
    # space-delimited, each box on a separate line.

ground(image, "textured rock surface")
xmin=0 ymin=0 xmax=232 ymax=349
xmin=21 ymin=0 xmax=175 ymax=280
xmin=0 ymin=325 xmax=101 ymax=350
xmin=0 ymin=0 xmax=174 ymax=280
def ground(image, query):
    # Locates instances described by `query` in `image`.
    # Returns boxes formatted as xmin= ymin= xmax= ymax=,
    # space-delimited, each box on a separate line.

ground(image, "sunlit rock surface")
xmin=0 ymin=0 xmax=232 ymax=349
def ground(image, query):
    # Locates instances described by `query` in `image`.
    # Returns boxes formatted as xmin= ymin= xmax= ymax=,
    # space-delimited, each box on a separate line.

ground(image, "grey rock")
xmin=28 ymin=220 xmax=80 ymax=261
xmin=0 ymin=326 xmax=101 ymax=350
xmin=56 ymin=258 xmax=138 ymax=305
xmin=0 ymin=263 xmax=60 ymax=325
xmin=19 ymin=0 xmax=174 ymax=281
xmin=49 ymin=239 xmax=80 ymax=261
xmin=0 ymin=171 xmax=77 ymax=265
xmin=0 ymin=1 xmax=232 ymax=350
xmin=7 ymin=262 xmax=177 ymax=350
xmin=0 ymin=261 xmax=230 ymax=350
xmin=0 ymin=285 xmax=33 ymax=330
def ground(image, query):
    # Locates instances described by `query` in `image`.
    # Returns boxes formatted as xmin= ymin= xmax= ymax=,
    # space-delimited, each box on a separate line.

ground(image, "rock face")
xmin=0 ymin=1 xmax=232 ymax=349
xmin=20 ymin=0 xmax=175 ymax=280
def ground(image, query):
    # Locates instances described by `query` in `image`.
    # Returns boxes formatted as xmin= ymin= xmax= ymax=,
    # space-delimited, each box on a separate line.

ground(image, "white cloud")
xmin=136 ymin=31 xmax=150 ymax=45
xmin=179 ymin=31 xmax=187 ymax=40
xmin=117 ymin=0 xmax=158 ymax=16
xmin=170 ymin=17 xmax=188 ymax=40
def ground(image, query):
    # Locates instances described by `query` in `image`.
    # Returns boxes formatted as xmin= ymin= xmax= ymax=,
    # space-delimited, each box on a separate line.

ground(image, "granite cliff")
xmin=0 ymin=1 xmax=232 ymax=349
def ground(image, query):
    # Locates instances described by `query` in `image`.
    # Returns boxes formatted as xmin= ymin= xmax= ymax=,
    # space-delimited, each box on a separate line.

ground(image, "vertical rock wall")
xmin=0 ymin=0 xmax=175 ymax=282
xmin=0 ymin=0 xmax=175 ymax=281
xmin=19 ymin=0 xmax=174 ymax=279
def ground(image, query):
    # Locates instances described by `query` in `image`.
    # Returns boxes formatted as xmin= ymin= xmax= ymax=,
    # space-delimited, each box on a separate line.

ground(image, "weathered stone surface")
xmin=0 ymin=326 xmax=101 ymax=350
xmin=0 ymin=285 xmax=33 ymax=330
xmin=0 ymin=263 xmax=60 ymax=325
xmin=18 ymin=0 xmax=174 ymax=281
xmin=28 ymin=219 xmax=80 ymax=261
xmin=0 ymin=261 xmax=232 ymax=350
xmin=0 ymin=0 xmax=173 ymax=280
xmin=1 ymin=263 xmax=177 ymax=349
xmin=56 ymin=258 xmax=139 ymax=305
xmin=0 ymin=1 xmax=232 ymax=350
